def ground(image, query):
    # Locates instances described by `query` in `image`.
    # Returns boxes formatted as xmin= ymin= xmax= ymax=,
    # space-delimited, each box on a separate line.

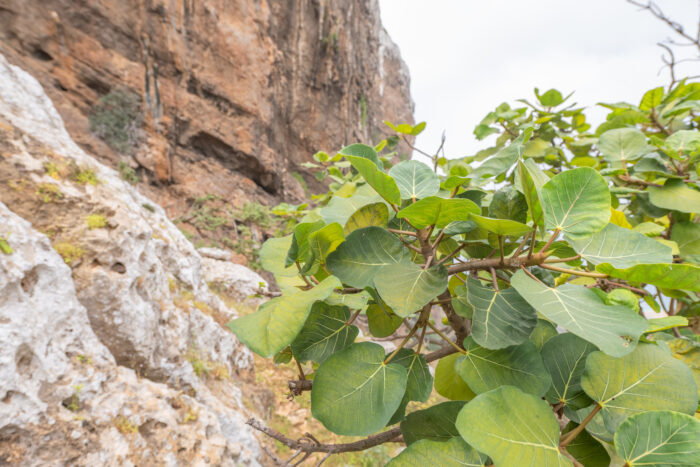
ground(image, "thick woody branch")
xmin=447 ymin=251 xmax=550 ymax=275
xmin=247 ymin=418 xmax=402 ymax=454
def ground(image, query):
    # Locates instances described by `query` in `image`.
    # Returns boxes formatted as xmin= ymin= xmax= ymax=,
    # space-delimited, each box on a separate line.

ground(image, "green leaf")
xmin=392 ymin=349 xmax=433 ymax=403
xmin=400 ymin=401 xmax=466 ymax=445
xmin=671 ymin=221 xmax=700 ymax=262
xmin=605 ymin=288 xmax=640 ymax=313
xmin=387 ymin=438 xmax=488 ymax=467
xmin=515 ymin=159 xmax=549 ymax=233
xmin=290 ymin=302 xmax=358 ymax=364
xmin=596 ymin=263 xmax=700 ymax=292
xmin=536 ymin=88 xmax=565 ymax=107
xmin=466 ymin=278 xmax=537 ymax=349
xmin=339 ymin=143 xmax=383 ymax=169
xmin=488 ymin=187 xmax=528 ymax=223
xmin=452 ymin=284 xmax=474 ymax=318
xmin=287 ymin=218 xmax=325 ymax=266
xmin=435 ymin=353 xmax=476 ymax=401
xmin=666 ymin=338 xmax=700 ymax=398
xmin=327 ymin=227 xmax=411 ymax=289
xmin=646 ymin=316 xmax=689 ymax=333
xmin=366 ymin=303 xmax=403 ymax=337
xmin=343 ymin=202 xmax=389 ymax=235
xmin=541 ymin=333 xmax=596 ymax=409
xmin=456 ymin=386 xmax=572 ymax=467
xmin=632 ymin=221 xmax=666 ymax=237
xmin=614 ymin=411 xmax=700 ymax=467
xmin=311 ymin=342 xmax=407 ymax=436
xmin=302 ymin=222 xmax=344 ymax=274
xmin=639 ymin=86 xmax=664 ymax=110
xmin=512 ymin=270 xmax=648 ymax=357
xmin=397 ymin=197 xmax=481 ymax=229
xmin=227 ymin=276 xmax=341 ymax=357
xmin=389 ymin=160 xmax=440 ymax=200
xmin=374 ymin=263 xmax=447 ymax=317
xmin=259 ymin=235 xmax=306 ymax=294
xmin=598 ymin=128 xmax=649 ymax=167
xmin=456 ymin=337 xmax=551 ymax=396
xmin=582 ymin=343 xmax=699 ymax=432
xmin=568 ymin=223 xmax=672 ymax=268
xmin=665 ymin=129 xmax=700 ymax=154
xmin=540 ymin=167 xmax=610 ymax=238
xmin=0 ymin=238 xmax=12 ymax=255
xmin=561 ymin=421 xmax=611 ymax=467
xmin=321 ymin=184 xmax=383 ymax=225
xmin=529 ymin=319 xmax=558 ymax=350
xmin=648 ymin=179 xmax=700 ymax=213
xmin=345 ymin=154 xmax=401 ymax=205
xmin=467 ymin=214 xmax=531 ymax=237
xmin=469 ymin=129 xmax=532 ymax=180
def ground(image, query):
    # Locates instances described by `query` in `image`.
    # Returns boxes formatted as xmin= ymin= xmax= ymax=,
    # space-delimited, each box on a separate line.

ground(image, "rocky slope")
xmin=0 ymin=0 xmax=414 ymax=216
xmin=0 ymin=53 xmax=264 ymax=466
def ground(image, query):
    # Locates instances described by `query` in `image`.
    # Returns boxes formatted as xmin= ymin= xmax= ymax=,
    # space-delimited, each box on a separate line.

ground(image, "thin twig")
xmin=388 ymin=228 xmax=417 ymax=237
xmin=490 ymin=267 xmax=500 ymax=292
xmin=560 ymin=404 xmax=602 ymax=447
xmin=539 ymin=228 xmax=561 ymax=254
xmin=427 ymin=322 xmax=466 ymax=354
xmin=540 ymin=263 xmax=607 ymax=278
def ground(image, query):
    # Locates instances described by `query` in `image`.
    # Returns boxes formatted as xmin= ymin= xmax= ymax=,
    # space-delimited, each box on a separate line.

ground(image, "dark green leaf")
xmin=290 ymin=302 xmax=358 ymax=363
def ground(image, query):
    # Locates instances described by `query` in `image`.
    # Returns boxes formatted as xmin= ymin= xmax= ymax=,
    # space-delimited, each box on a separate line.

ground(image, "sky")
xmin=379 ymin=0 xmax=699 ymax=160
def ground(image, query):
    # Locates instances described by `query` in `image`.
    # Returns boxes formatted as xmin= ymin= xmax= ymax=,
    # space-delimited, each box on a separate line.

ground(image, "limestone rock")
xmin=200 ymin=257 xmax=268 ymax=303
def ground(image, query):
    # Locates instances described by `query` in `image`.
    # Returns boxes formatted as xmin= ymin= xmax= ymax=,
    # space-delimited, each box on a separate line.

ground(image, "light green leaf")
xmin=598 ymin=128 xmax=649 ymax=167
xmin=596 ymin=262 xmax=700 ymax=292
xmin=389 ymin=160 xmax=440 ymax=200
xmin=541 ymin=333 xmax=596 ymax=409
xmin=387 ymin=438 xmax=488 ymax=467
xmin=311 ymin=342 xmax=407 ymax=436
xmin=287 ymin=218 xmax=325 ymax=266
xmin=665 ymin=129 xmax=700 ymax=154
xmin=605 ymin=288 xmax=640 ymax=313
xmin=339 ymin=143 xmax=383 ymax=169
xmin=397 ymin=197 xmax=481 ymax=229
xmin=452 ymin=284 xmax=474 ymax=318
xmin=671 ymin=221 xmax=700 ymax=262
xmin=400 ymin=401 xmax=466 ymax=445
xmin=374 ymin=263 xmax=447 ymax=317
xmin=343 ymin=202 xmax=389 ymax=235
xmin=302 ymin=222 xmax=345 ymax=274
xmin=456 ymin=386 xmax=572 ymax=467
xmin=632 ymin=221 xmax=666 ymax=236
xmin=321 ymin=184 xmax=383 ymax=225
xmin=561 ymin=421 xmax=611 ymax=467
xmin=568 ymin=223 xmax=672 ymax=268
xmin=392 ymin=349 xmax=433 ymax=403
xmin=456 ymin=337 xmax=551 ymax=396
xmin=582 ymin=344 xmax=699 ymax=432
xmin=366 ymin=303 xmax=403 ymax=337
xmin=648 ymin=179 xmax=700 ymax=213
xmin=466 ymin=278 xmax=537 ymax=349
xmin=259 ymin=235 xmax=306 ymax=294
xmin=290 ymin=302 xmax=358 ymax=364
xmin=666 ymin=338 xmax=700 ymax=398
xmin=515 ymin=158 xmax=549 ymax=233
xmin=468 ymin=214 xmax=532 ymax=237
xmin=540 ymin=167 xmax=611 ymax=238
xmin=470 ymin=128 xmax=532 ymax=180
xmin=614 ymin=411 xmax=700 ymax=467
xmin=227 ymin=276 xmax=341 ymax=357
xmin=529 ymin=319 xmax=558 ymax=350
xmin=435 ymin=353 xmax=476 ymax=401
xmin=327 ymin=227 xmax=411 ymax=289
xmin=646 ymin=316 xmax=689 ymax=333
xmin=0 ymin=238 xmax=12 ymax=255
xmin=511 ymin=270 xmax=648 ymax=357
xmin=345 ymin=154 xmax=401 ymax=205
xmin=639 ymin=86 xmax=664 ymax=110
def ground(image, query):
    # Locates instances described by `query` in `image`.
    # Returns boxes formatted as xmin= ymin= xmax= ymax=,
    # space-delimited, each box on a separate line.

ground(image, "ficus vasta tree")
xmin=229 ymin=81 xmax=700 ymax=467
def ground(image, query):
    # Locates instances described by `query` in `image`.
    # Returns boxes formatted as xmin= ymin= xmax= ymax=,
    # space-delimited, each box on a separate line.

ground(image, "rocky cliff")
xmin=0 ymin=0 xmax=414 ymax=216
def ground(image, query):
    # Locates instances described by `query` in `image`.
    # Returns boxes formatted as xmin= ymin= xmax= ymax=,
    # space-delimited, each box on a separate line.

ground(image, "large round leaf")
xmin=568 ymin=223 xmax=672 ymax=268
xmin=227 ymin=276 xmax=341 ymax=357
xmin=392 ymin=348 xmax=433 ymax=403
xmin=435 ymin=353 xmax=476 ymax=401
xmin=648 ymin=179 xmax=700 ymax=213
xmin=541 ymin=333 xmax=596 ymax=409
xmin=671 ymin=221 xmax=700 ymax=262
xmin=466 ymin=278 xmax=537 ymax=349
xmin=327 ymin=227 xmax=410 ymax=289
xmin=596 ymin=262 xmax=700 ymax=292
xmin=343 ymin=202 xmax=389 ymax=235
xmin=456 ymin=386 xmax=572 ymax=466
xmin=374 ymin=263 xmax=447 ymax=317
xmin=511 ymin=270 xmax=648 ymax=357
xmin=366 ymin=302 xmax=403 ymax=337
xmin=614 ymin=411 xmax=700 ymax=467
xmin=259 ymin=235 xmax=306 ymax=293
xmin=311 ymin=342 xmax=408 ymax=436
xmin=301 ymin=222 xmax=345 ymax=275
xmin=400 ymin=401 xmax=466 ymax=445
xmin=321 ymin=184 xmax=383 ymax=225
xmin=456 ymin=337 xmax=551 ymax=396
xmin=488 ymin=187 xmax=528 ymax=223
xmin=581 ymin=343 xmax=699 ymax=432
xmin=389 ymin=160 xmax=440 ymax=200
xmin=467 ymin=214 xmax=532 ymax=237
xmin=290 ymin=302 xmax=358 ymax=364
xmin=598 ymin=128 xmax=649 ymax=167
xmin=344 ymin=152 xmax=401 ymax=205
xmin=397 ymin=196 xmax=480 ymax=229
xmin=387 ymin=438 xmax=488 ymax=467
xmin=540 ymin=167 xmax=611 ymax=238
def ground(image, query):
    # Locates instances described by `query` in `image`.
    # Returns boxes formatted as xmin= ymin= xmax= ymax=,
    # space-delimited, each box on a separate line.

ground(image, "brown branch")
xmin=447 ymin=251 xmax=550 ymax=275
xmin=387 ymin=228 xmax=417 ymax=237
xmin=559 ymin=404 xmax=602 ymax=447
xmin=247 ymin=418 xmax=402 ymax=454
xmin=617 ymin=174 xmax=663 ymax=187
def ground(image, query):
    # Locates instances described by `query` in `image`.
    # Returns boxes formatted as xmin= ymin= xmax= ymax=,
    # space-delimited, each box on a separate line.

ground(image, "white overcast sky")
xmin=379 ymin=0 xmax=699 ymax=159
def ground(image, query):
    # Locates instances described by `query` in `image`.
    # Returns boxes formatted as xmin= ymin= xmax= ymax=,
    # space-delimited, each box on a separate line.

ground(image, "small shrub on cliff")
xmin=118 ymin=161 xmax=140 ymax=185
xmin=54 ymin=241 xmax=85 ymax=266
xmin=89 ymin=87 xmax=142 ymax=153
xmin=36 ymin=183 xmax=63 ymax=203
xmin=229 ymin=82 xmax=700 ymax=466
xmin=86 ymin=214 xmax=107 ymax=229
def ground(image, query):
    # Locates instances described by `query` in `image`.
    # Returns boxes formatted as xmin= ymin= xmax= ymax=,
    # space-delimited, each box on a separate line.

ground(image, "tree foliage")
xmin=230 ymin=81 xmax=700 ymax=465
